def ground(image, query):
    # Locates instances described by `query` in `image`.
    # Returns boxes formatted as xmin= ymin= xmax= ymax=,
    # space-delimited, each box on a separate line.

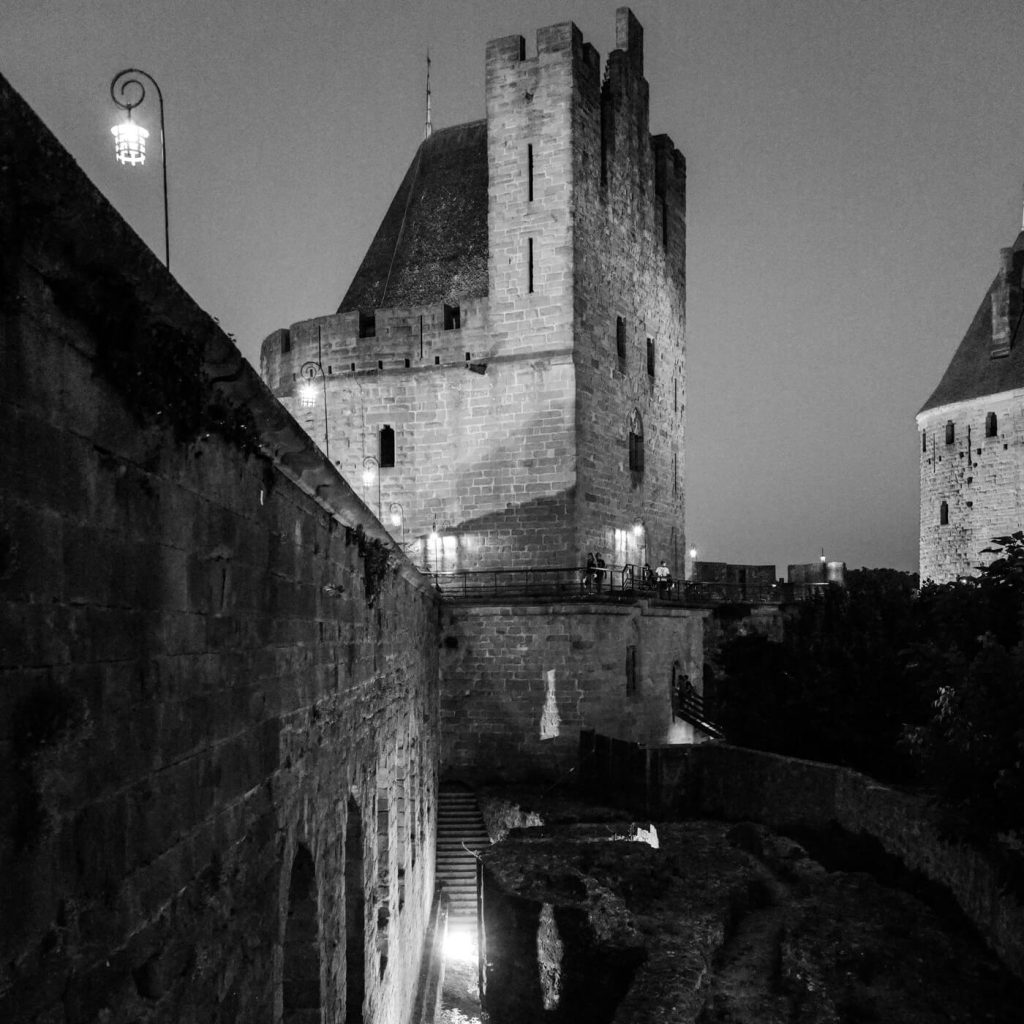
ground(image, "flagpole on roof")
xmin=425 ymin=50 xmax=432 ymax=140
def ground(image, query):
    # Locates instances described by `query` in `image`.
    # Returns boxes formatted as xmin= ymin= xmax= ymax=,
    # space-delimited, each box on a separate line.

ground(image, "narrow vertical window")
xmin=527 ymin=237 xmax=534 ymax=293
xmin=985 ymin=412 xmax=997 ymax=438
xmin=945 ymin=421 xmax=955 ymax=445
xmin=616 ymin=316 xmax=626 ymax=369
xmin=674 ymin=378 xmax=678 ymax=413
xmin=628 ymin=409 xmax=644 ymax=474
xmin=379 ymin=425 xmax=395 ymax=467
xmin=922 ymin=431 xmax=927 ymax=452
xmin=646 ymin=338 xmax=655 ymax=377
xmin=625 ymin=645 xmax=638 ymax=696
xmin=940 ymin=501 xmax=949 ymax=526
xmin=673 ymin=452 xmax=678 ymax=495
xmin=527 ymin=144 xmax=534 ymax=202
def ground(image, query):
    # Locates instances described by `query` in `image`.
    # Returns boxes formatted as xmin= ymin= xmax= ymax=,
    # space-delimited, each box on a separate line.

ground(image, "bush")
xmin=716 ymin=545 xmax=1024 ymax=842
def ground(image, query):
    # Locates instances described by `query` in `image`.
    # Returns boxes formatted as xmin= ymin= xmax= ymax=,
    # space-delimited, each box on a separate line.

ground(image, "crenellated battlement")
xmin=260 ymin=297 xmax=490 ymax=394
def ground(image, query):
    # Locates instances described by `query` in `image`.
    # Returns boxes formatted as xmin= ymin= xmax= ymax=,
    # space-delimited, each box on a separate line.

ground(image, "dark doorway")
xmin=283 ymin=844 xmax=320 ymax=1023
xmin=346 ymin=798 xmax=366 ymax=1023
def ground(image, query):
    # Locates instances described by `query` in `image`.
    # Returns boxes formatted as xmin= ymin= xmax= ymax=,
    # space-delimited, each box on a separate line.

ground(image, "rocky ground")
xmin=466 ymin=790 xmax=1022 ymax=1024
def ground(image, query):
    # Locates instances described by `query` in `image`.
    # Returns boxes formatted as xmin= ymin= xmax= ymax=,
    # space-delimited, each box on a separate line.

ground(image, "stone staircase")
xmin=435 ymin=784 xmax=490 ymax=937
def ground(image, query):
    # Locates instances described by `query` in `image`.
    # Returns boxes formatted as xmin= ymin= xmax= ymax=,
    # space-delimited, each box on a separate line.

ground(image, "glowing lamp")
xmin=689 ymin=547 xmax=697 ymax=560
xmin=362 ymin=466 xmax=376 ymax=487
xmin=390 ymin=510 xmax=402 ymax=527
xmin=298 ymin=378 xmax=318 ymax=408
xmin=111 ymin=117 xmax=149 ymax=166
xmin=633 ymin=522 xmax=644 ymax=537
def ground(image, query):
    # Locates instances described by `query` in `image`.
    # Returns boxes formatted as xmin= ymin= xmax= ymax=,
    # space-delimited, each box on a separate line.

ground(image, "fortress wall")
xmin=0 ymin=73 xmax=439 ymax=1024
xmin=684 ymin=745 xmax=1024 ymax=982
xmin=439 ymin=602 xmax=703 ymax=783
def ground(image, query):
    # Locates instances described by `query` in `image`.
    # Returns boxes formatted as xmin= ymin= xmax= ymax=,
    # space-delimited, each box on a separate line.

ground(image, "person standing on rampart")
xmin=655 ymin=559 xmax=671 ymax=596
xmin=595 ymin=552 xmax=606 ymax=593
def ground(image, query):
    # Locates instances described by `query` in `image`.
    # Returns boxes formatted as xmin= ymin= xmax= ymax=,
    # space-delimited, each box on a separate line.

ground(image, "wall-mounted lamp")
xmin=110 ymin=68 xmax=169 ymax=268
xmin=362 ymin=455 xmax=381 ymax=520
xmin=389 ymin=502 xmax=405 ymax=547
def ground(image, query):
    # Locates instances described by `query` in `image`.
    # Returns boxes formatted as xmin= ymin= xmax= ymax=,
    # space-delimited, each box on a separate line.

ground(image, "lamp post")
xmin=362 ymin=456 xmax=381 ymax=520
xmin=389 ymin=502 xmax=406 ymax=547
xmin=428 ymin=517 xmax=450 ymax=574
xmin=110 ymin=68 xmax=169 ymax=268
xmin=296 ymin=329 xmax=330 ymax=458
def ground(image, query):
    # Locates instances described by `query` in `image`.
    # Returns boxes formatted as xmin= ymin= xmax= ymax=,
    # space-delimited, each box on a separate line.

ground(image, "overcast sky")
xmin=4 ymin=0 xmax=1024 ymax=575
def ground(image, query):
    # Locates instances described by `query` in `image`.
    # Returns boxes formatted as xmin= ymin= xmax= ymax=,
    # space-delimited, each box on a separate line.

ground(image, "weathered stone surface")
xmin=0 ymin=70 xmax=439 ymax=1024
xmin=476 ymin=804 xmax=1024 ymax=1024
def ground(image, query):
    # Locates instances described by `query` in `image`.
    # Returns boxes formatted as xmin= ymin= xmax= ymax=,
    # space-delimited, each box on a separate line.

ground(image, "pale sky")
xmin=4 ymin=0 xmax=1024 ymax=575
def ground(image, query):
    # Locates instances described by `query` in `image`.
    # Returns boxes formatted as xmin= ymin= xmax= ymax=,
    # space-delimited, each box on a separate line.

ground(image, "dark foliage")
xmin=716 ymin=550 xmax=1024 ymax=842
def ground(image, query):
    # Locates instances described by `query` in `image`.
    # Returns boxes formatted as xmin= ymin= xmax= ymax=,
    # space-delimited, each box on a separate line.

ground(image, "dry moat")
xmin=443 ymin=792 xmax=1022 ymax=1024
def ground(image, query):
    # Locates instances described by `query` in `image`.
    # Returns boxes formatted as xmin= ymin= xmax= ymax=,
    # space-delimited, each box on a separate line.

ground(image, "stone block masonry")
xmin=918 ymin=389 xmax=1024 ymax=581
xmin=0 ymin=73 xmax=439 ymax=1024
xmin=439 ymin=601 xmax=703 ymax=783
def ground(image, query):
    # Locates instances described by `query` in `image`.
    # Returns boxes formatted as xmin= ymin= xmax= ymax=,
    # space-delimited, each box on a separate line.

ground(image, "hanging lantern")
xmin=111 ymin=116 xmax=149 ymax=166
xmin=298 ymin=378 xmax=318 ymax=408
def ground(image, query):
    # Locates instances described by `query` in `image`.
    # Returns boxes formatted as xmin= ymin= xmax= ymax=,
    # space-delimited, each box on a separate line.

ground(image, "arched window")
xmin=940 ymin=501 xmax=949 ymax=526
xmin=985 ymin=412 xmax=997 ymax=438
xmin=283 ymin=845 xmax=320 ymax=1023
xmin=628 ymin=409 xmax=644 ymax=473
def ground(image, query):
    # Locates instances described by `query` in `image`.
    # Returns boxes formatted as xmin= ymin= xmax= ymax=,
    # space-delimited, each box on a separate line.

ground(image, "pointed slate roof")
xmin=920 ymin=230 xmax=1024 ymax=413
xmin=337 ymin=120 xmax=488 ymax=313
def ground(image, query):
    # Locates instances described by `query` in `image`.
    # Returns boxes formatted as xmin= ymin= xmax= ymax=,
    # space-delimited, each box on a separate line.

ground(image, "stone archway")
xmin=283 ymin=844 xmax=320 ymax=1023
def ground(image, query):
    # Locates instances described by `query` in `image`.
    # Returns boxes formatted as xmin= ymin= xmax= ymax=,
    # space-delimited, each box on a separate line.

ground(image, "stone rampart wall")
xmin=439 ymin=601 xmax=703 ymax=783
xmin=0 ymin=73 xmax=439 ymax=1024
xmin=683 ymin=745 xmax=1024 ymax=982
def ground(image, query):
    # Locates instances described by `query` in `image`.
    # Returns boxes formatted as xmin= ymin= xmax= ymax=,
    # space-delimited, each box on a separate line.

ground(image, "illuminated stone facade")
xmin=918 ymin=233 xmax=1024 ymax=581
xmin=261 ymin=8 xmax=687 ymax=576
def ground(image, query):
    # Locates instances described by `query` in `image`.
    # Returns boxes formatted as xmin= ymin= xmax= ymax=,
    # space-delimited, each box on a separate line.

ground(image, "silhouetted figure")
xmin=595 ymin=553 xmax=606 ymax=592
xmin=655 ymin=559 xmax=671 ymax=596
xmin=584 ymin=552 xmax=596 ymax=593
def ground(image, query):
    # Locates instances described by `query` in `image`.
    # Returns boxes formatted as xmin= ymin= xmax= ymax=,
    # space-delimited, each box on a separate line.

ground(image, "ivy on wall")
xmin=348 ymin=524 xmax=392 ymax=608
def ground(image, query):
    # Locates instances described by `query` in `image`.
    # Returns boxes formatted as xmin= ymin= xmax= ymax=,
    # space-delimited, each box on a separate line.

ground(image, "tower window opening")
xmin=377 ymin=360 xmax=383 ymax=370
xmin=616 ymin=316 xmax=626 ymax=369
xmin=985 ymin=411 xmax=997 ymax=437
xmin=646 ymin=338 xmax=655 ymax=377
xmin=628 ymin=408 xmax=644 ymax=474
xmin=945 ymin=420 xmax=954 ymax=445
xmin=527 ymin=237 xmax=534 ymax=294
xmin=940 ymin=501 xmax=949 ymax=526
xmin=527 ymin=143 xmax=534 ymax=202
xmin=379 ymin=425 xmax=395 ymax=468
xmin=350 ymin=363 xmax=356 ymax=372
xmin=359 ymin=311 xmax=376 ymax=338
xmin=281 ymin=334 xmax=291 ymax=354
xmin=922 ymin=431 xmax=927 ymax=452
xmin=443 ymin=303 xmax=461 ymax=330
xmin=434 ymin=356 xmax=440 ymax=365
xmin=404 ymin=358 xmax=410 ymax=368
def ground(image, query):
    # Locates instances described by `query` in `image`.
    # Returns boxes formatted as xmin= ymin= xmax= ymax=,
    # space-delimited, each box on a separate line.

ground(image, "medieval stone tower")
xmin=918 ymin=224 xmax=1024 ymax=581
xmin=260 ymin=8 xmax=687 ymax=575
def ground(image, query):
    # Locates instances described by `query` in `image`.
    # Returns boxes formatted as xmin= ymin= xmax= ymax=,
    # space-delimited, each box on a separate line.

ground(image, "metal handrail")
xmin=428 ymin=565 xmax=831 ymax=605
